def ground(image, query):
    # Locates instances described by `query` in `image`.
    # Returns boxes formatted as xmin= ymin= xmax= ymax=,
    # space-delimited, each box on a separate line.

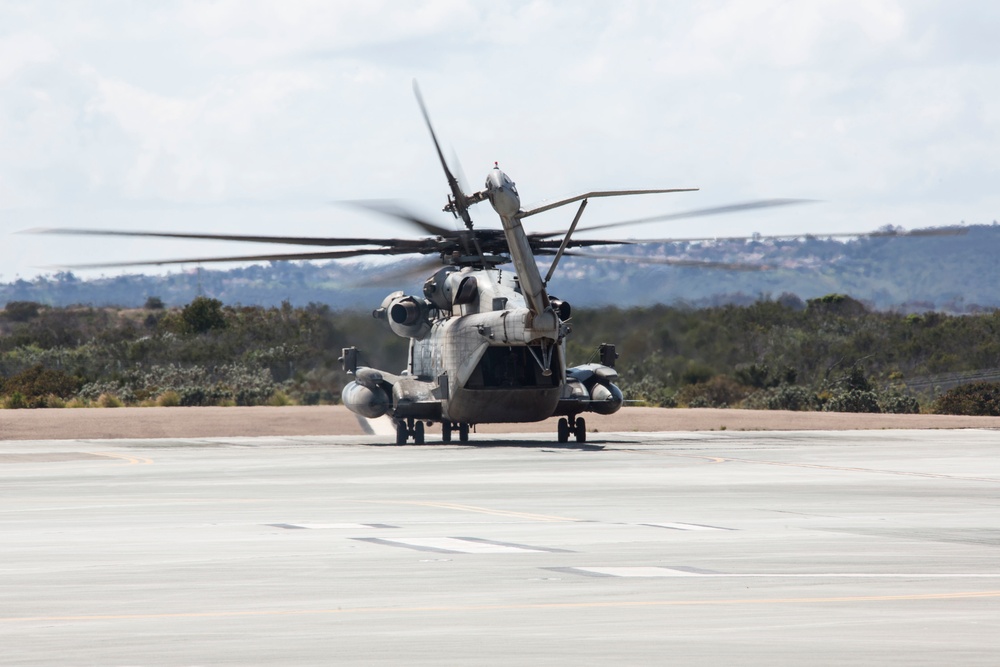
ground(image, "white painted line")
xmin=580 ymin=567 xmax=702 ymax=577
xmin=569 ymin=567 xmax=1000 ymax=578
xmin=267 ymin=523 xmax=395 ymax=530
xmin=289 ymin=523 xmax=389 ymax=530
xmin=372 ymin=537 xmax=544 ymax=554
xmin=643 ymin=522 xmax=732 ymax=531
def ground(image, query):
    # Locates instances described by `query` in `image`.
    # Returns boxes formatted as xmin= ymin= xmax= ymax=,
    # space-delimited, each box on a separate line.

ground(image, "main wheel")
xmin=459 ymin=422 xmax=470 ymax=443
xmin=395 ymin=421 xmax=408 ymax=445
xmin=441 ymin=421 xmax=452 ymax=443
xmin=413 ymin=421 xmax=425 ymax=445
xmin=574 ymin=416 xmax=587 ymax=443
xmin=557 ymin=418 xmax=569 ymax=443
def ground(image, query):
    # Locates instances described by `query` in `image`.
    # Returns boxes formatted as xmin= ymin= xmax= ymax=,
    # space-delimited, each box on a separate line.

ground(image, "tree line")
xmin=1 ymin=294 xmax=998 ymax=414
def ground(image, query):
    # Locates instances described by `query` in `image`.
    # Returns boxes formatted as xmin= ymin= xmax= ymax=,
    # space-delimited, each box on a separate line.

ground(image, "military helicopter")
xmin=32 ymin=83 xmax=950 ymax=444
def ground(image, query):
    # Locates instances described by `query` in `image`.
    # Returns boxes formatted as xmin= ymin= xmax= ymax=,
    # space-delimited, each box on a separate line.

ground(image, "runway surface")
xmin=2 ymin=429 xmax=999 ymax=665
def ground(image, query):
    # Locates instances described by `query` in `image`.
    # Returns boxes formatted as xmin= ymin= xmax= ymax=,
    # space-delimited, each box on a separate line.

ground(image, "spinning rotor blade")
xmin=534 ymin=198 xmax=816 ymax=238
xmin=50 ymin=247 xmax=410 ymax=270
xmin=529 ymin=224 xmax=969 ymax=249
xmin=26 ymin=227 xmax=423 ymax=248
xmin=346 ymin=200 xmax=454 ymax=237
xmin=412 ymin=80 xmax=474 ymax=228
xmin=518 ymin=188 xmax=700 ymax=219
xmin=558 ymin=249 xmax=771 ymax=271
xmin=358 ymin=256 xmax=444 ymax=287
xmin=594 ymin=226 xmax=969 ymax=245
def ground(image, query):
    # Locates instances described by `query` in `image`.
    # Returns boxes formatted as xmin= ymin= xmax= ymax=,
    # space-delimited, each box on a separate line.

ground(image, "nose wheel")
xmin=557 ymin=416 xmax=586 ymax=443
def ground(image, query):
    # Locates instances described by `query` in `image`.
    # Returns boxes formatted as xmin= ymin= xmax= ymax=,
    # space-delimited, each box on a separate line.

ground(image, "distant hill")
xmin=3 ymin=223 xmax=998 ymax=313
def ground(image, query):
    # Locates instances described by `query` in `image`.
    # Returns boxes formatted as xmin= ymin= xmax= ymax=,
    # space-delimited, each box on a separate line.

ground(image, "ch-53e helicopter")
xmin=33 ymin=83 xmax=951 ymax=444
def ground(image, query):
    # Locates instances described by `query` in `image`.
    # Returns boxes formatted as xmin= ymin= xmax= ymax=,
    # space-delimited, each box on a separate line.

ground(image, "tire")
xmin=413 ymin=421 xmax=425 ymax=445
xmin=442 ymin=421 xmax=452 ymax=443
xmin=557 ymin=417 xmax=569 ymax=443
xmin=395 ymin=421 xmax=408 ymax=445
xmin=459 ymin=422 xmax=470 ymax=443
xmin=574 ymin=416 xmax=587 ymax=443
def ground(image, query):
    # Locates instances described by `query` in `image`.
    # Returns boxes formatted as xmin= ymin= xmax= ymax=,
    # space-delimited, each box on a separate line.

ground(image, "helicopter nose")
xmin=486 ymin=166 xmax=520 ymax=217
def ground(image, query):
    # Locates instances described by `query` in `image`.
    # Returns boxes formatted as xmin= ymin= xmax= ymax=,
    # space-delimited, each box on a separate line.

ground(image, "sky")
xmin=2 ymin=0 xmax=999 ymax=281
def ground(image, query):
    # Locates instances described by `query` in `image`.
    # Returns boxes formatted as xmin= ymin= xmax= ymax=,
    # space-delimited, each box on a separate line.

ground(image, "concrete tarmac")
xmin=2 ymin=429 xmax=999 ymax=665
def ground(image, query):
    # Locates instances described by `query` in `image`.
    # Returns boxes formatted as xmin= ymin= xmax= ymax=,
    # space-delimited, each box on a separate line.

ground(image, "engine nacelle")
xmin=588 ymin=380 xmax=624 ymax=414
xmin=422 ymin=268 xmax=480 ymax=314
xmin=566 ymin=363 xmax=624 ymax=415
xmin=373 ymin=291 xmax=432 ymax=339
xmin=341 ymin=381 xmax=390 ymax=419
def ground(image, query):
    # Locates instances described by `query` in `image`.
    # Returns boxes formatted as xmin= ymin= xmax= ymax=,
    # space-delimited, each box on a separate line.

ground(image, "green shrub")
xmin=267 ymin=390 xmax=294 ymax=406
xmin=744 ymin=385 xmax=818 ymax=411
xmin=2 ymin=301 xmax=42 ymax=322
xmin=156 ymin=390 xmax=181 ymax=407
xmin=97 ymin=393 xmax=123 ymax=408
xmin=675 ymin=375 xmax=748 ymax=408
xmin=1 ymin=365 xmax=82 ymax=408
xmin=45 ymin=395 xmax=66 ymax=408
xmin=879 ymin=390 xmax=920 ymax=414
xmin=180 ymin=297 xmax=227 ymax=334
xmin=2 ymin=392 xmax=27 ymax=409
xmin=934 ymin=382 xmax=1000 ymax=416
xmin=823 ymin=388 xmax=881 ymax=413
xmin=622 ymin=376 xmax=674 ymax=407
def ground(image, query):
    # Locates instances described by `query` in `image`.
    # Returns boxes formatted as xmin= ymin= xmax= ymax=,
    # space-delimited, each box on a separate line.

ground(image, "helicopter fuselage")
xmin=340 ymin=155 xmax=624 ymax=443
xmin=409 ymin=268 xmax=564 ymax=424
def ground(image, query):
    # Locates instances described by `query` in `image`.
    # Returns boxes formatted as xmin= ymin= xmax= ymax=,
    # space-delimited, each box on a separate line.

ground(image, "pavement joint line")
xmin=627 ymin=449 xmax=1000 ymax=483
xmin=5 ymin=590 xmax=1000 ymax=623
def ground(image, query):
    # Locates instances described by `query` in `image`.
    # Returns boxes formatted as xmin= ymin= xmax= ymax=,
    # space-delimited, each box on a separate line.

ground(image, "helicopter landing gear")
xmin=557 ymin=416 xmax=586 ymax=443
xmin=459 ymin=422 xmax=470 ymax=443
xmin=442 ymin=420 xmax=452 ymax=443
xmin=396 ymin=418 xmax=425 ymax=445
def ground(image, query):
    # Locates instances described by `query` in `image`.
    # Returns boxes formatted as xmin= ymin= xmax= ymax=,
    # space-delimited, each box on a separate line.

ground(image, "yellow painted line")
xmin=717 ymin=456 xmax=1000 ymax=483
xmin=4 ymin=590 xmax=999 ymax=623
xmin=365 ymin=500 xmax=580 ymax=523
xmin=91 ymin=452 xmax=154 ymax=466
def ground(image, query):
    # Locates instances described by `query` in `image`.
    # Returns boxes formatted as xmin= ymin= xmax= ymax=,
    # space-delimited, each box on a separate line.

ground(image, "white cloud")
xmin=1 ymin=0 xmax=998 ymax=278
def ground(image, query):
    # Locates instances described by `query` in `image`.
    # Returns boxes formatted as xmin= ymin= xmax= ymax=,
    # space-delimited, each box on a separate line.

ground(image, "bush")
xmin=934 ymin=382 xmax=1000 ymax=416
xmin=97 ymin=393 xmax=124 ymax=408
xmin=181 ymin=297 xmax=227 ymax=334
xmin=824 ymin=388 xmax=881 ymax=413
xmin=156 ymin=390 xmax=181 ymax=407
xmin=2 ymin=301 xmax=42 ymax=322
xmin=3 ymin=392 xmax=27 ymax=409
xmin=622 ymin=376 xmax=675 ymax=407
xmin=267 ymin=390 xmax=294 ymax=406
xmin=45 ymin=395 xmax=66 ymax=408
xmin=75 ymin=363 xmax=277 ymax=407
xmin=1 ymin=365 xmax=82 ymax=408
xmin=879 ymin=389 xmax=920 ymax=414
xmin=743 ymin=384 xmax=818 ymax=411
xmin=675 ymin=375 xmax=748 ymax=408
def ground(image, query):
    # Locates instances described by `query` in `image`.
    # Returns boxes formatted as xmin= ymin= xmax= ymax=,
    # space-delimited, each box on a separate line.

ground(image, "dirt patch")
xmin=2 ymin=405 xmax=998 ymax=441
